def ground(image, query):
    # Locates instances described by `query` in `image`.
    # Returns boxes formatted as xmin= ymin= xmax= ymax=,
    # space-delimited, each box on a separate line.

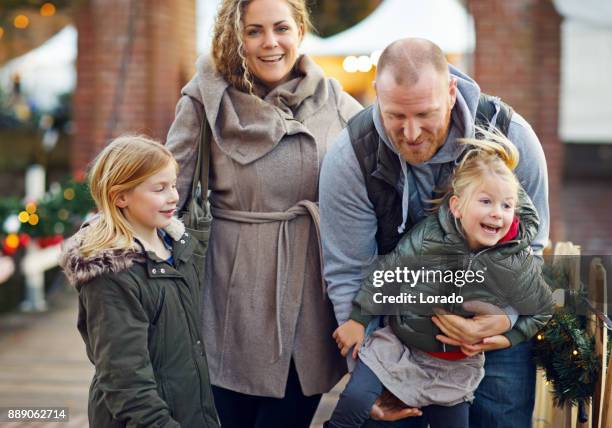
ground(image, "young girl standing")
xmin=328 ymin=132 xmax=554 ymax=428
xmin=60 ymin=136 xmax=219 ymax=427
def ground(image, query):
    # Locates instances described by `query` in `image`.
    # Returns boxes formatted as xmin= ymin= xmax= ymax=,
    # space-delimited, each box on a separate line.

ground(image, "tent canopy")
xmin=0 ymin=25 xmax=76 ymax=111
xmin=300 ymin=0 xmax=475 ymax=56
xmin=198 ymin=0 xmax=475 ymax=56
xmin=554 ymin=0 xmax=612 ymax=26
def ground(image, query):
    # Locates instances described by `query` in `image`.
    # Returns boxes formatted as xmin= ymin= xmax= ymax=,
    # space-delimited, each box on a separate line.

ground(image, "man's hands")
xmin=332 ymin=320 xmax=365 ymax=359
xmin=369 ymin=390 xmax=422 ymax=421
xmin=458 ymin=335 xmax=512 ymax=356
xmin=432 ymin=301 xmax=512 ymax=354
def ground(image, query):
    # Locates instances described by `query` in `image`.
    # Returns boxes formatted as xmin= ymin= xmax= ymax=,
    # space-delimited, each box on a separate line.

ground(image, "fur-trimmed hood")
xmin=59 ymin=217 xmax=186 ymax=287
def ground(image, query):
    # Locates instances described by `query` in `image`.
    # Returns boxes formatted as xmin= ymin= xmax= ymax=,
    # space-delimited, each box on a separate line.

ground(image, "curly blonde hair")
xmin=211 ymin=0 xmax=312 ymax=94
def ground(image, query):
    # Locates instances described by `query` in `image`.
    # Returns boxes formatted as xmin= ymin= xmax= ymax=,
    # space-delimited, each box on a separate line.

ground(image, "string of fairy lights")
xmin=0 ymin=3 xmax=58 ymax=41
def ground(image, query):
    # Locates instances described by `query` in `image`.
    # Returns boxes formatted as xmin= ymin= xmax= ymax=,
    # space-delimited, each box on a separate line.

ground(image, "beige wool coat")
xmin=166 ymin=55 xmax=362 ymax=398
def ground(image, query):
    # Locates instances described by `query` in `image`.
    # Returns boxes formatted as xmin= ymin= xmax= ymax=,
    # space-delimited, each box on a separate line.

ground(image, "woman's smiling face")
xmin=242 ymin=0 xmax=303 ymax=90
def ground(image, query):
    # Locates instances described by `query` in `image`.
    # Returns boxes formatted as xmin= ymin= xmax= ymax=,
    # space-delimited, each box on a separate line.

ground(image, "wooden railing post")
xmin=534 ymin=242 xmax=582 ymax=428
xmin=533 ymin=244 xmax=610 ymax=427
xmin=586 ymin=258 xmax=607 ymax=428
xmin=602 ymin=351 xmax=612 ymax=428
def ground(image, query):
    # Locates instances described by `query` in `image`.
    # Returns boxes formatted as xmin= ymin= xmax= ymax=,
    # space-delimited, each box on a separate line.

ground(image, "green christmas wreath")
xmin=532 ymin=262 xmax=608 ymax=409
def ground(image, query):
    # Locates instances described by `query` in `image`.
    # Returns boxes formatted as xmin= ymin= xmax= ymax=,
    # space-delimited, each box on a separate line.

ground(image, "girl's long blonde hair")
xmin=78 ymin=135 xmax=178 ymax=258
xmin=211 ymin=0 xmax=312 ymax=94
xmin=434 ymin=128 xmax=520 ymax=214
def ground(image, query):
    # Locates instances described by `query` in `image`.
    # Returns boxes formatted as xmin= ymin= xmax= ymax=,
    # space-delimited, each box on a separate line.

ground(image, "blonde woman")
xmin=59 ymin=136 xmax=219 ymax=427
xmin=165 ymin=0 xmax=362 ymax=426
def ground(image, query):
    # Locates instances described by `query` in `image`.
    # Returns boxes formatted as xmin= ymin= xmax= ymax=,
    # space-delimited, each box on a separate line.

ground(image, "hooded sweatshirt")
xmin=320 ymin=64 xmax=549 ymax=327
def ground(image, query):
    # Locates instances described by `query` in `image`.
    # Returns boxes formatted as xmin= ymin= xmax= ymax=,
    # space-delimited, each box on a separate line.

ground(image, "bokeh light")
xmin=25 ymin=202 xmax=37 ymax=214
xmin=14 ymin=15 xmax=30 ymax=29
xmin=40 ymin=3 xmax=57 ymax=17
xmin=5 ymin=234 xmax=20 ymax=249
xmin=18 ymin=211 xmax=30 ymax=223
xmin=28 ymin=214 xmax=40 ymax=226
xmin=342 ymin=56 xmax=358 ymax=73
xmin=63 ymin=188 xmax=75 ymax=200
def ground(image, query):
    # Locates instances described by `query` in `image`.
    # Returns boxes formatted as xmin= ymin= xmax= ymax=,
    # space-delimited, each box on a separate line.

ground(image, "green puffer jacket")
xmin=350 ymin=189 xmax=554 ymax=352
xmin=59 ymin=217 xmax=219 ymax=428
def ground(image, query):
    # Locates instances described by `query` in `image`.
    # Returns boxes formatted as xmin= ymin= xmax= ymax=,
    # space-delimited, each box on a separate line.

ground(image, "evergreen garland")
xmin=19 ymin=178 xmax=92 ymax=238
xmin=1 ymin=177 xmax=93 ymax=255
xmin=531 ymin=262 xmax=605 ymax=408
xmin=532 ymin=309 xmax=600 ymax=407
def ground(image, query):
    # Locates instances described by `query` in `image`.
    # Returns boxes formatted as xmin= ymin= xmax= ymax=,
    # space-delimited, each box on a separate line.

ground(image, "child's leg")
xmin=422 ymin=402 xmax=470 ymax=428
xmin=327 ymin=359 xmax=385 ymax=428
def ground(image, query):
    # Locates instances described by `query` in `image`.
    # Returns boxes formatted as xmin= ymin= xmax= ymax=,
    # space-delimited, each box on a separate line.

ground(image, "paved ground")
xmin=0 ymin=287 xmax=91 ymax=428
xmin=0 ymin=286 xmax=344 ymax=428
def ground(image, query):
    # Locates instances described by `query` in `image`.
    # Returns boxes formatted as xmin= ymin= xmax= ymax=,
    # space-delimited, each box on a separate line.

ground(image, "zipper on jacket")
xmin=443 ymin=247 xmax=492 ymax=351
xmin=175 ymin=276 xmax=211 ymax=425
xmin=151 ymin=288 xmax=166 ymax=325
xmin=443 ymin=232 xmax=524 ymax=351
xmin=450 ymin=247 xmax=490 ymax=314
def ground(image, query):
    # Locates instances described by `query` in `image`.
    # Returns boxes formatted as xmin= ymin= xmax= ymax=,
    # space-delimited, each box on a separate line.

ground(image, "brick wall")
xmin=561 ymin=179 xmax=612 ymax=254
xmin=467 ymin=0 xmax=564 ymax=242
xmin=72 ymin=0 xmax=196 ymax=173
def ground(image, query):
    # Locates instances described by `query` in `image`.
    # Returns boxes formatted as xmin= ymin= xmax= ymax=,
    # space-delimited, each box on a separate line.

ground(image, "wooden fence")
xmin=533 ymin=242 xmax=611 ymax=428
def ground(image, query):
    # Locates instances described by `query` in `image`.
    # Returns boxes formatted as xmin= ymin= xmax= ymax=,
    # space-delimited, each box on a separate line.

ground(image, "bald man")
xmin=320 ymin=38 xmax=549 ymax=427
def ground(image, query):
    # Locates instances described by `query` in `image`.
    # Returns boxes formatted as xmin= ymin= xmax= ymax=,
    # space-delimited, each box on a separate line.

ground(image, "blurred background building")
xmin=0 ymin=1 xmax=611 ymax=425
xmin=0 ymin=0 xmax=611 ymax=275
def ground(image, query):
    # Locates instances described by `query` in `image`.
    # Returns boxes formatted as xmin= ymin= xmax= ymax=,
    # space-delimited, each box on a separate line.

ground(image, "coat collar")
xmin=163 ymin=216 xmax=186 ymax=241
xmin=59 ymin=217 xmax=191 ymax=287
xmin=181 ymin=54 xmax=330 ymax=165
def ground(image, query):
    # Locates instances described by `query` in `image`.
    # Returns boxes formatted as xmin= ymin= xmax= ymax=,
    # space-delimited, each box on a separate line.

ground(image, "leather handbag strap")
xmin=188 ymin=99 xmax=211 ymax=209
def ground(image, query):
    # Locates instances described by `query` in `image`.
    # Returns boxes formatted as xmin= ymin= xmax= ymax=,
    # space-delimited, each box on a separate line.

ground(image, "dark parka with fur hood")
xmin=351 ymin=189 xmax=554 ymax=352
xmin=59 ymin=217 xmax=219 ymax=428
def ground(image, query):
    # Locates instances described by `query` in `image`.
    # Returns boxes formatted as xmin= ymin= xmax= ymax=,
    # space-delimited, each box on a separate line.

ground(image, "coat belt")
xmin=210 ymin=201 xmax=325 ymax=362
